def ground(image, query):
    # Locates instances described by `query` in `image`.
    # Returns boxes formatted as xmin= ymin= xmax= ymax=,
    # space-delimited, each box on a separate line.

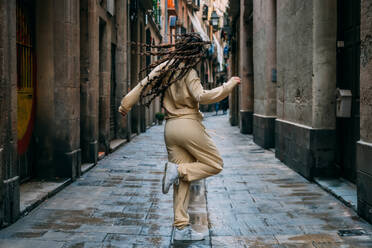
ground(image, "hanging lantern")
xmin=210 ymin=10 xmax=219 ymax=31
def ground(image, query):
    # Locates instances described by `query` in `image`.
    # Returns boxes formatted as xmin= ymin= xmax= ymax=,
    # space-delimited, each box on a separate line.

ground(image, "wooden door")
xmin=110 ymin=44 xmax=117 ymax=140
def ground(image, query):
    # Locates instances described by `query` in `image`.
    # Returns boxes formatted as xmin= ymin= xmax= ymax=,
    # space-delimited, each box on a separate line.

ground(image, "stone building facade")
xmin=226 ymin=1 xmax=240 ymax=127
xmin=0 ymin=0 xmax=159 ymax=226
xmin=252 ymin=0 xmax=276 ymax=147
xmin=358 ymin=0 xmax=372 ymax=224
xmin=161 ymin=0 xmax=228 ymax=105
xmin=228 ymin=0 xmax=372 ymax=223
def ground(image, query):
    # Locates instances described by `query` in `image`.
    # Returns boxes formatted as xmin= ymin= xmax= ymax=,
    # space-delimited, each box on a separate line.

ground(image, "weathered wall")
xmin=145 ymin=19 xmax=162 ymax=127
xmin=98 ymin=6 xmax=113 ymax=153
xmin=312 ymin=0 xmax=337 ymax=130
xmin=252 ymin=0 xmax=266 ymax=116
xmin=239 ymin=0 xmax=253 ymax=134
xmin=80 ymin=0 xmax=130 ymax=158
xmin=35 ymin=0 xmax=56 ymax=177
xmin=129 ymin=8 xmax=147 ymax=135
xmin=360 ymin=0 xmax=372 ymax=143
xmin=277 ymin=0 xmax=313 ymax=126
xmin=0 ymin=0 xmax=138 ymax=227
xmin=35 ymin=0 xmax=81 ymax=179
xmin=357 ymin=0 xmax=372 ymax=224
xmin=116 ymin=0 xmax=130 ymax=139
xmin=276 ymin=0 xmax=337 ymax=179
xmin=253 ymin=0 xmax=276 ymax=117
xmin=252 ymin=0 xmax=276 ymax=148
xmin=229 ymin=15 xmax=240 ymax=126
xmin=80 ymin=0 xmax=99 ymax=163
xmin=0 ymin=0 xmax=19 ymax=226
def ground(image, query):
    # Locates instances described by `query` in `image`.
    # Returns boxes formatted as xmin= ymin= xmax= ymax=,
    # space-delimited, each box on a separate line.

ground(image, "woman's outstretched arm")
xmin=118 ymin=61 xmax=167 ymax=116
xmin=186 ymin=69 xmax=241 ymax=105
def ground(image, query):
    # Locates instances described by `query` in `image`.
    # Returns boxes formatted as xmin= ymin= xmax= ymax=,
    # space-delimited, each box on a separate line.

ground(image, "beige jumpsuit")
xmin=119 ymin=63 xmax=239 ymax=229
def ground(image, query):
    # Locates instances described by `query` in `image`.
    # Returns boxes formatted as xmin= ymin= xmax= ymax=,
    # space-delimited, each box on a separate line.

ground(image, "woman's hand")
xmin=118 ymin=106 xmax=128 ymax=117
xmin=230 ymin=76 xmax=241 ymax=84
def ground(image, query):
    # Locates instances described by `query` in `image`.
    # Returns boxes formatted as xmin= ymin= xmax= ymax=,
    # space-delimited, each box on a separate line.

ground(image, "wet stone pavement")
xmin=1 ymin=114 xmax=372 ymax=247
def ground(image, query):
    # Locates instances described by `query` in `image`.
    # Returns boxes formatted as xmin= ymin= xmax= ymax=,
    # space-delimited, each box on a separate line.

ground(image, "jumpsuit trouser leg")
xmin=164 ymin=118 xmax=223 ymax=229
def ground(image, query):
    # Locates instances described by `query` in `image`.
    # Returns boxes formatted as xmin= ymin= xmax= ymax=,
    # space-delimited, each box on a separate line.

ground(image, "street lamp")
xmin=210 ymin=10 xmax=219 ymax=31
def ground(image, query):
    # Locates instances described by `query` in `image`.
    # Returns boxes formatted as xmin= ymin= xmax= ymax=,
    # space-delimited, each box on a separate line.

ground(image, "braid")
xmin=133 ymin=33 xmax=210 ymax=107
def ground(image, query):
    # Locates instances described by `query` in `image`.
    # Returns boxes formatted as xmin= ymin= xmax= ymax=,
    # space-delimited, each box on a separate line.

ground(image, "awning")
xmin=187 ymin=10 xmax=209 ymax=42
xmin=213 ymin=34 xmax=223 ymax=71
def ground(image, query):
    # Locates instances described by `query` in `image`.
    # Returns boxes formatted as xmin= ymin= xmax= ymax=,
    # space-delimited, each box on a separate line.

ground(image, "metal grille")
xmin=16 ymin=0 xmax=36 ymax=181
xmin=17 ymin=0 xmax=36 ymax=90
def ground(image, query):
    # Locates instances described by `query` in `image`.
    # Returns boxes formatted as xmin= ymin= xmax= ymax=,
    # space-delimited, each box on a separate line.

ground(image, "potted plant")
xmin=155 ymin=112 xmax=165 ymax=125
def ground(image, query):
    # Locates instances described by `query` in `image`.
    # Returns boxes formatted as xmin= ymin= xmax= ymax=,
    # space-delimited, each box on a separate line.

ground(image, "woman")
xmin=118 ymin=33 xmax=240 ymax=241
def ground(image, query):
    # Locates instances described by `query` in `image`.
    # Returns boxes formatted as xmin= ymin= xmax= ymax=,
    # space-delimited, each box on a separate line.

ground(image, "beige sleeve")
xmin=118 ymin=61 xmax=168 ymax=114
xmin=186 ymin=69 xmax=239 ymax=105
xmin=118 ymin=83 xmax=144 ymax=114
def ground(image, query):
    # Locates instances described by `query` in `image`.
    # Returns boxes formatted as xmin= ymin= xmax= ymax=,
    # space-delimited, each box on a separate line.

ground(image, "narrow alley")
xmin=0 ymin=115 xmax=371 ymax=247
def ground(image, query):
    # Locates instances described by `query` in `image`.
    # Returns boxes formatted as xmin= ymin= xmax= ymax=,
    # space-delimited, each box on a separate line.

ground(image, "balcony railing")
xmin=168 ymin=0 xmax=177 ymax=15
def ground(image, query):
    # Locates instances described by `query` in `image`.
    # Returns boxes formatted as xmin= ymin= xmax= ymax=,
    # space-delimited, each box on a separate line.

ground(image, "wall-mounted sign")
xmin=271 ymin=68 xmax=277 ymax=83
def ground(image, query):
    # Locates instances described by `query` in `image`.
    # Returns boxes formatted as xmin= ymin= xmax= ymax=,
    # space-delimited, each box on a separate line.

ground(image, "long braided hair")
xmin=133 ymin=33 xmax=210 ymax=107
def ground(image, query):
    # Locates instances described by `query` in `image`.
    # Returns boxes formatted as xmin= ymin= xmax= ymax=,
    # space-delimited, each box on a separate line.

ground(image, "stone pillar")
xmin=0 ymin=0 xmax=20 ymax=226
xmin=116 ymin=0 xmax=130 ymax=140
xmin=227 ymin=45 xmax=235 ymax=125
xmin=35 ymin=0 xmax=81 ymax=179
xmin=239 ymin=0 xmax=254 ymax=134
xmin=126 ymin=0 xmax=132 ymax=141
xmin=53 ymin=0 xmax=81 ymax=178
xmin=312 ymin=0 xmax=337 ymax=130
xmin=98 ymin=17 xmax=112 ymax=154
xmin=357 ymin=0 xmax=372 ymax=224
xmin=129 ymin=8 xmax=141 ymax=135
xmin=253 ymin=0 xmax=276 ymax=148
xmin=80 ymin=0 xmax=98 ymax=164
xmin=310 ymin=0 xmax=337 ymax=177
xmin=139 ymin=16 xmax=147 ymax=133
xmin=229 ymin=19 xmax=239 ymax=126
xmin=275 ymin=0 xmax=337 ymax=180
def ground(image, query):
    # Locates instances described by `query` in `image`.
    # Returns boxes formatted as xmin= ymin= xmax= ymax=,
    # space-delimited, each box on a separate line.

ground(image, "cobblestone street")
xmin=0 ymin=114 xmax=372 ymax=247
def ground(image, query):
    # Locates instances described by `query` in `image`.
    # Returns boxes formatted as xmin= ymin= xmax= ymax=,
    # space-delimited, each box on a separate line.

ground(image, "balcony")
xmin=168 ymin=0 xmax=177 ymax=16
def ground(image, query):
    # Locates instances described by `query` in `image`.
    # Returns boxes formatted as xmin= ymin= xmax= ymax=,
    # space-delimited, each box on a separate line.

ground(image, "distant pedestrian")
xmin=215 ymin=102 xmax=220 ymax=115
xmin=221 ymin=96 xmax=229 ymax=114
xmin=118 ymin=33 xmax=240 ymax=241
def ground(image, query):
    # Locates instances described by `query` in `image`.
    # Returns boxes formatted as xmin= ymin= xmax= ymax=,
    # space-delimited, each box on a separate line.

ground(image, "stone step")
xmin=20 ymin=178 xmax=71 ymax=216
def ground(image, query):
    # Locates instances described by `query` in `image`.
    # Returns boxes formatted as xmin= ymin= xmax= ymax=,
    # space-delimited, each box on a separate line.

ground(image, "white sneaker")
xmin=162 ymin=162 xmax=179 ymax=194
xmin=174 ymin=225 xmax=205 ymax=241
